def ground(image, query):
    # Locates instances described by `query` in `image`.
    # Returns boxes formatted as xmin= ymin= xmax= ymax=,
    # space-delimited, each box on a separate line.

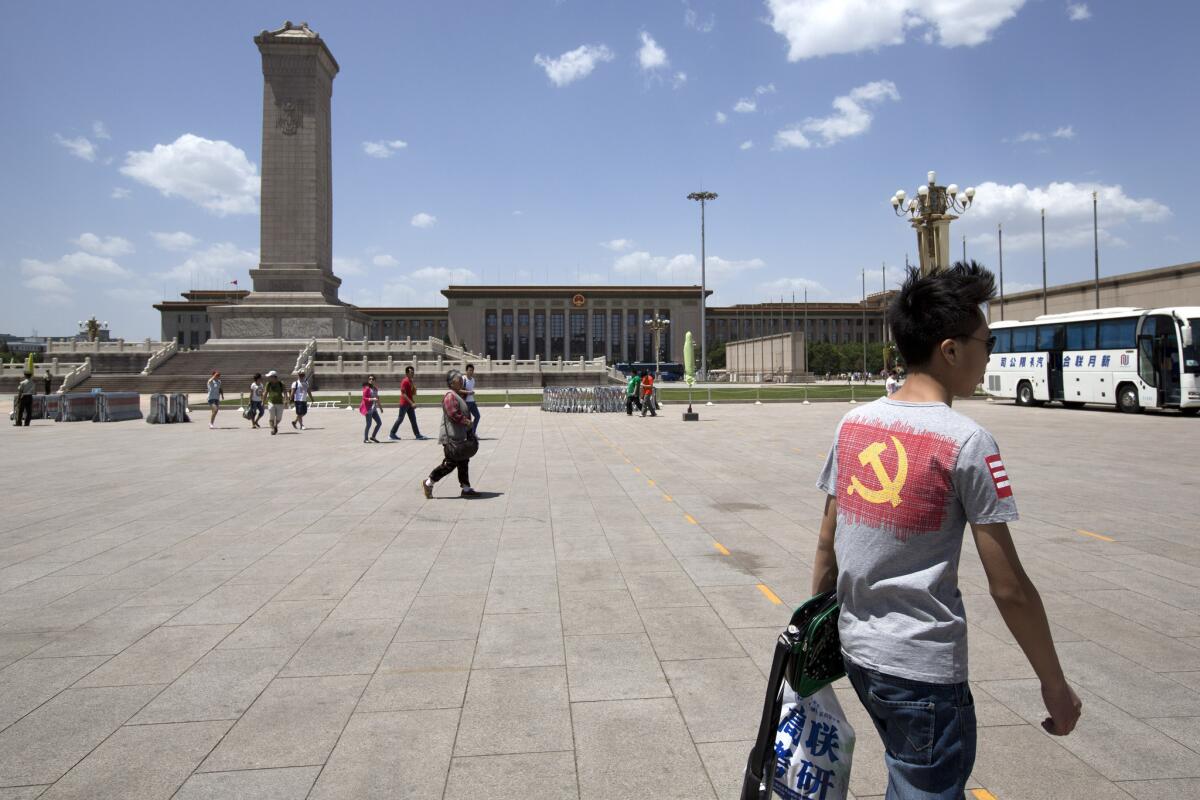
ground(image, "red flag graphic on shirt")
xmin=985 ymin=454 xmax=1013 ymax=498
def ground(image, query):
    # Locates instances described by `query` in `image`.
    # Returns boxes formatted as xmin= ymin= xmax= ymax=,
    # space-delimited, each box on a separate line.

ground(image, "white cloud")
xmin=734 ymin=98 xmax=757 ymax=113
xmin=673 ymin=71 xmax=688 ymax=88
xmin=333 ymin=256 xmax=365 ymax=276
xmin=54 ymin=133 xmax=97 ymax=161
xmin=411 ymin=212 xmax=437 ymax=229
xmin=1051 ymin=125 xmax=1075 ymax=139
xmin=755 ymin=83 xmax=777 ymax=95
xmin=373 ymin=254 xmax=400 ymax=268
xmin=760 ymin=276 xmax=831 ymax=298
xmin=411 ymin=266 xmax=478 ymax=284
xmin=1007 ymin=125 xmax=1075 ymax=144
xmin=104 ymin=287 xmax=159 ymax=304
xmin=111 ymin=187 xmax=131 ymax=199
xmin=512 ymin=210 xmax=524 ymax=216
xmin=121 ymin=134 xmax=260 ymax=216
xmin=684 ymin=2 xmax=715 ymax=32
xmin=159 ymin=242 xmax=258 ymax=283
xmin=765 ymin=0 xmax=1026 ymax=60
xmin=362 ymin=139 xmax=408 ymax=158
xmin=613 ymin=251 xmax=764 ymax=283
xmin=1012 ymin=131 xmax=1043 ymax=143
xmin=774 ymin=80 xmax=899 ymax=149
xmin=92 ymin=121 xmax=111 ymax=140
xmin=601 ymin=239 xmax=635 ymax=251
xmin=715 ymin=111 xmax=728 ymax=124
xmin=21 ymin=251 xmax=131 ymax=281
xmin=25 ymin=274 xmax=72 ymax=296
xmin=152 ymin=231 xmax=199 ymax=251
xmin=740 ymin=140 xmax=754 ymax=151
xmin=960 ymin=180 xmax=1171 ymax=252
xmin=638 ymin=31 xmax=669 ymax=70
xmin=534 ymin=44 xmax=615 ymax=87
xmin=1067 ymin=3 xmax=1091 ymax=21
xmin=74 ymin=233 xmax=134 ymax=257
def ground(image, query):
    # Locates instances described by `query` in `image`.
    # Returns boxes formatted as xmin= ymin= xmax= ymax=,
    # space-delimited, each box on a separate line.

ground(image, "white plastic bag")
xmin=771 ymin=684 xmax=855 ymax=800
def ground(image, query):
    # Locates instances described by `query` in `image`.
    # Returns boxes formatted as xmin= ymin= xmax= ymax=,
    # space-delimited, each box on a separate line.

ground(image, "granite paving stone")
xmin=443 ymin=751 xmax=578 ymax=800
xmin=74 ymin=623 xmax=234 ymax=688
xmin=130 ymin=646 xmax=293 ymax=724
xmin=564 ymin=632 xmax=671 ymax=702
xmin=279 ymin=616 xmax=398 ymax=676
xmin=172 ymin=766 xmax=321 ymax=800
xmin=473 ymin=611 xmax=564 ymax=668
xmin=357 ymin=639 xmax=475 ymax=712
xmin=455 ymin=666 xmax=571 ymax=757
xmin=0 ymin=655 xmax=108 ymax=729
xmin=216 ymin=599 xmax=337 ymax=650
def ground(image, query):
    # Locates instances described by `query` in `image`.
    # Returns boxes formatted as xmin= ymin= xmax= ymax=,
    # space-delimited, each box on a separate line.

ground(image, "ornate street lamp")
xmin=687 ymin=191 xmax=717 ymax=381
xmin=644 ymin=313 xmax=671 ymax=384
xmin=890 ymin=171 xmax=974 ymax=276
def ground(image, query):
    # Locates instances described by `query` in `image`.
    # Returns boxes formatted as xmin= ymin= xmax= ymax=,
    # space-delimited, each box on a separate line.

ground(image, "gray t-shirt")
xmin=816 ymin=397 xmax=1018 ymax=683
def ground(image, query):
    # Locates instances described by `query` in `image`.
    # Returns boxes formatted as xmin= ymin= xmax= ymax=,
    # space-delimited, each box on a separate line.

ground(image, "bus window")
xmin=1186 ymin=319 xmax=1200 ymax=374
xmin=1066 ymin=321 xmax=1097 ymax=350
xmin=992 ymin=329 xmax=1011 ymax=353
xmin=1099 ymin=318 xmax=1137 ymax=349
xmin=1037 ymin=324 xmax=1064 ymax=351
xmin=1012 ymin=327 xmax=1036 ymax=353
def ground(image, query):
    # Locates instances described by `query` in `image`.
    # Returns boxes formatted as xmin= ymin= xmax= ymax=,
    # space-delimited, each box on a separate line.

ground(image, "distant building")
xmin=154 ymin=290 xmax=251 ymax=347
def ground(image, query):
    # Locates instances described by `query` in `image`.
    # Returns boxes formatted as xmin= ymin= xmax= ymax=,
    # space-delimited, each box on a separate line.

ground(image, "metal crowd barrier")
xmin=541 ymin=386 xmax=626 ymax=413
xmin=147 ymin=393 xmax=191 ymax=424
xmin=98 ymin=392 xmax=142 ymax=422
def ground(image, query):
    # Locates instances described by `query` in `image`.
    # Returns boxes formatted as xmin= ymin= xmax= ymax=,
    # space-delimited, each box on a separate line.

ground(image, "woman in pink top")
xmin=360 ymin=375 xmax=382 ymax=443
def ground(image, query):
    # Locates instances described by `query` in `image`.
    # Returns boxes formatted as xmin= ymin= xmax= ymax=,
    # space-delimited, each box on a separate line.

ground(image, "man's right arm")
xmin=971 ymin=521 xmax=1082 ymax=736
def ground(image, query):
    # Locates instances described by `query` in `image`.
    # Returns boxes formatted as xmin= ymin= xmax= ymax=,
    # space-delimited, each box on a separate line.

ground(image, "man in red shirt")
xmin=640 ymin=371 xmax=657 ymax=417
xmin=389 ymin=366 xmax=428 ymax=440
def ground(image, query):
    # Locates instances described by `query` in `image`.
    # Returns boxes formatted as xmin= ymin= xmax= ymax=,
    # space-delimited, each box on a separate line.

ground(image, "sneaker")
xmin=415 ymin=434 xmax=429 ymax=440
xmin=209 ymin=423 xmax=215 ymax=429
xmin=460 ymin=487 xmax=479 ymax=498
xmin=422 ymin=479 xmax=433 ymax=499
xmin=370 ymin=436 xmax=380 ymax=443
xmin=291 ymin=420 xmax=297 ymax=429
xmin=389 ymin=434 xmax=401 ymax=441
xmin=271 ymin=429 xmax=278 ymax=436
xmin=299 ymin=423 xmax=305 ymax=430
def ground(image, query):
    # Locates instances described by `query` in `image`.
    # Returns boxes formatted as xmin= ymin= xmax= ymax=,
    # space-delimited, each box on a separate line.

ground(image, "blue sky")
xmin=3 ymin=1 xmax=1198 ymax=339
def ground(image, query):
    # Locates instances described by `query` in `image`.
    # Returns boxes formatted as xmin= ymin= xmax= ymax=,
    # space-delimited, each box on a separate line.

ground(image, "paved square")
xmin=1 ymin=400 xmax=1198 ymax=799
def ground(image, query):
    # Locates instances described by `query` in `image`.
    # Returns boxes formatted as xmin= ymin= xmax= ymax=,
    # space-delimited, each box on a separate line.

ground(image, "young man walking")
xmin=389 ymin=365 xmax=427 ymax=440
xmin=290 ymin=370 xmax=310 ymax=430
xmin=810 ymin=262 xmax=1080 ymax=799
xmin=625 ymin=370 xmax=642 ymax=415
xmin=206 ymin=371 xmax=223 ymax=429
xmin=263 ymin=370 xmax=286 ymax=436
xmin=639 ymin=371 xmax=657 ymax=417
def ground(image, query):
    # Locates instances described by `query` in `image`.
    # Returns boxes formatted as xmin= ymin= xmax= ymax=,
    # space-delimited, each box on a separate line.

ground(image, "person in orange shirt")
xmin=640 ymin=371 xmax=657 ymax=417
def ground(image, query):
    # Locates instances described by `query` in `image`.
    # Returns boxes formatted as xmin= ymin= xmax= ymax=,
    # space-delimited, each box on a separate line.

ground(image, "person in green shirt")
xmin=624 ymin=371 xmax=642 ymax=416
xmin=263 ymin=370 xmax=287 ymax=435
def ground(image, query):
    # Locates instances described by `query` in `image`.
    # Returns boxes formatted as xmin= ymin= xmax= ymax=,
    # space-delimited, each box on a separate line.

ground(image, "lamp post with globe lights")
xmin=890 ymin=171 xmax=975 ymax=276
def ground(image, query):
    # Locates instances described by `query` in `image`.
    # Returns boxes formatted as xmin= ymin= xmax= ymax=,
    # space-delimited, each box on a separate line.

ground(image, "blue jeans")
xmin=844 ymin=659 xmax=976 ymax=800
xmin=466 ymin=400 xmax=480 ymax=435
xmin=390 ymin=404 xmax=421 ymax=438
xmin=363 ymin=409 xmax=382 ymax=440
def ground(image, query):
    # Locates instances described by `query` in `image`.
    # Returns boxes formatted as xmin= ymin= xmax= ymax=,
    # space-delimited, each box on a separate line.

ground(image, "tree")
xmin=706 ymin=340 xmax=726 ymax=371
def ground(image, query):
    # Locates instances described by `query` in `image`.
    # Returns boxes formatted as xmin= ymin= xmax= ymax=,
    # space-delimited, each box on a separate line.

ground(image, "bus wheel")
xmin=1117 ymin=384 xmax=1142 ymax=414
xmin=1016 ymin=381 xmax=1035 ymax=406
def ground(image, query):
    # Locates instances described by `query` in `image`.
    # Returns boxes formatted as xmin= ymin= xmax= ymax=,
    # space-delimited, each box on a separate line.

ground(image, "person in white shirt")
xmin=206 ymin=371 xmax=223 ymax=429
xmin=885 ymin=368 xmax=900 ymax=396
xmin=248 ymin=373 xmax=265 ymax=429
xmin=290 ymin=371 xmax=311 ymax=430
xmin=463 ymin=363 xmax=480 ymax=435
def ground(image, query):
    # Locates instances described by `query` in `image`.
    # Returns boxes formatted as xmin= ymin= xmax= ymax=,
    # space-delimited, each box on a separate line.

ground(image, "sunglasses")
xmin=957 ymin=334 xmax=997 ymax=354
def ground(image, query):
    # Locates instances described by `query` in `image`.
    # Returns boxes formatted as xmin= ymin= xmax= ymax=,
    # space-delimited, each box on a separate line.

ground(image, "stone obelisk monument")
xmin=209 ymin=21 xmax=367 ymax=340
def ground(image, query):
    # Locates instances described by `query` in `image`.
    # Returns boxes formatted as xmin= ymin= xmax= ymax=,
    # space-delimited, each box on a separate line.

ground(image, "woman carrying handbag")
xmin=360 ymin=375 xmax=382 ymax=443
xmin=422 ymin=369 xmax=479 ymax=498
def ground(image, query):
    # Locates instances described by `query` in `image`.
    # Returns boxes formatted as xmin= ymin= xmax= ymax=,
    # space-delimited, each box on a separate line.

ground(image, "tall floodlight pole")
xmin=803 ymin=289 xmax=809 ymax=375
xmin=687 ymin=191 xmax=717 ymax=381
xmin=861 ymin=269 xmax=868 ymax=379
xmin=890 ymin=171 xmax=975 ymax=276
xmin=1092 ymin=191 xmax=1100 ymax=309
xmin=1041 ymin=208 xmax=1048 ymax=315
xmin=997 ymin=223 xmax=1005 ymax=321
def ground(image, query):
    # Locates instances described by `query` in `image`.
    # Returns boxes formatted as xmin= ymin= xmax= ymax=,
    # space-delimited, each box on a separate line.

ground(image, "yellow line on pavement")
xmin=756 ymin=583 xmax=783 ymax=605
xmin=970 ymin=790 xmax=999 ymax=800
xmin=647 ymin=479 xmax=655 ymax=486
xmin=633 ymin=467 xmax=641 ymax=473
xmin=663 ymin=494 xmax=673 ymax=502
xmin=713 ymin=541 xmax=731 ymax=556
xmin=685 ymin=514 xmax=698 ymax=525
xmin=1076 ymin=529 xmax=1114 ymax=542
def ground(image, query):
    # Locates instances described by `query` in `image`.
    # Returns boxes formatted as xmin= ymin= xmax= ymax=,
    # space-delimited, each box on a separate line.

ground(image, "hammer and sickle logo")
xmin=847 ymin=436 xmax=908 ymax=507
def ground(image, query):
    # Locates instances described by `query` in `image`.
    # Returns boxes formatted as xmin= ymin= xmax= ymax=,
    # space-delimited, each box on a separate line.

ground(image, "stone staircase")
xmin=75 ymin=346 xmax=302 ymax=395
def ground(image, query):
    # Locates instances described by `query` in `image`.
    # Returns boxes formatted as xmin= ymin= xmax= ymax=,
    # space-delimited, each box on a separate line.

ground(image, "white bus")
xmin=984 ymin=306 xmax=1200 ymax=415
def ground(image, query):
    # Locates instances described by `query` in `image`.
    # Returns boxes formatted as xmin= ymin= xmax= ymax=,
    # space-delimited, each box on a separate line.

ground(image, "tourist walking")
xmin=248 ymin=373 xmax=265 ymax=428
xmin=625 ymin=370 xmax=642 ymax=415
xmin=885 ymin=368 xmax=900 ymax=396
xmin=360 ymin=375 xmax=382 ymax=442
xmin=290 ymin=370 xmax=310 ymax=430
xmin=809 ymin=262 xmax=1080 ymax=799
xmin=639 ymin=371 xmax=657 ymax=417
xmin=389 ymin=365 xmax=427 ymax=440
xmin=463 ymin=363 xmax=481 ymax=435
xmin=422 ymin=369 xmax=478 ymax=498
xmin=42 ymin=371 xmax=52 ymax=396
xmin=263 ymin=370 xmax=286 ymax=435
xmin=206 ymin=371 xmax=223 ymax=428
xmin=13 ymin=373 xmax=35 ymax=427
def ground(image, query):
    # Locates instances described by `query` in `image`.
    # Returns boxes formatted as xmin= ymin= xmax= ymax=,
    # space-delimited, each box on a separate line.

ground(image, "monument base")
xmin=208 ymin=295 xmax=370 ymax=340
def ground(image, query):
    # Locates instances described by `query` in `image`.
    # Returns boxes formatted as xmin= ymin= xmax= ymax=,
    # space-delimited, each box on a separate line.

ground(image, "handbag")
xmin=444 ymin=432 xmax=479 ymax=461
xmin=740 ymin=589 xmax=847 ymax=800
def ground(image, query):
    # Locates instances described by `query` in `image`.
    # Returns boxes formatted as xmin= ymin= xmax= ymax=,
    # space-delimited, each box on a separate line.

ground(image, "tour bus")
xmin=984 ymin=306 xmax=1200 ymax=414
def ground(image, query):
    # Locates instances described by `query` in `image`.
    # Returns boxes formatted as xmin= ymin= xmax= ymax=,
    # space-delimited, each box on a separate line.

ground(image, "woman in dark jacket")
xmin=422 ymin=369 xmax=478 ymax=498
